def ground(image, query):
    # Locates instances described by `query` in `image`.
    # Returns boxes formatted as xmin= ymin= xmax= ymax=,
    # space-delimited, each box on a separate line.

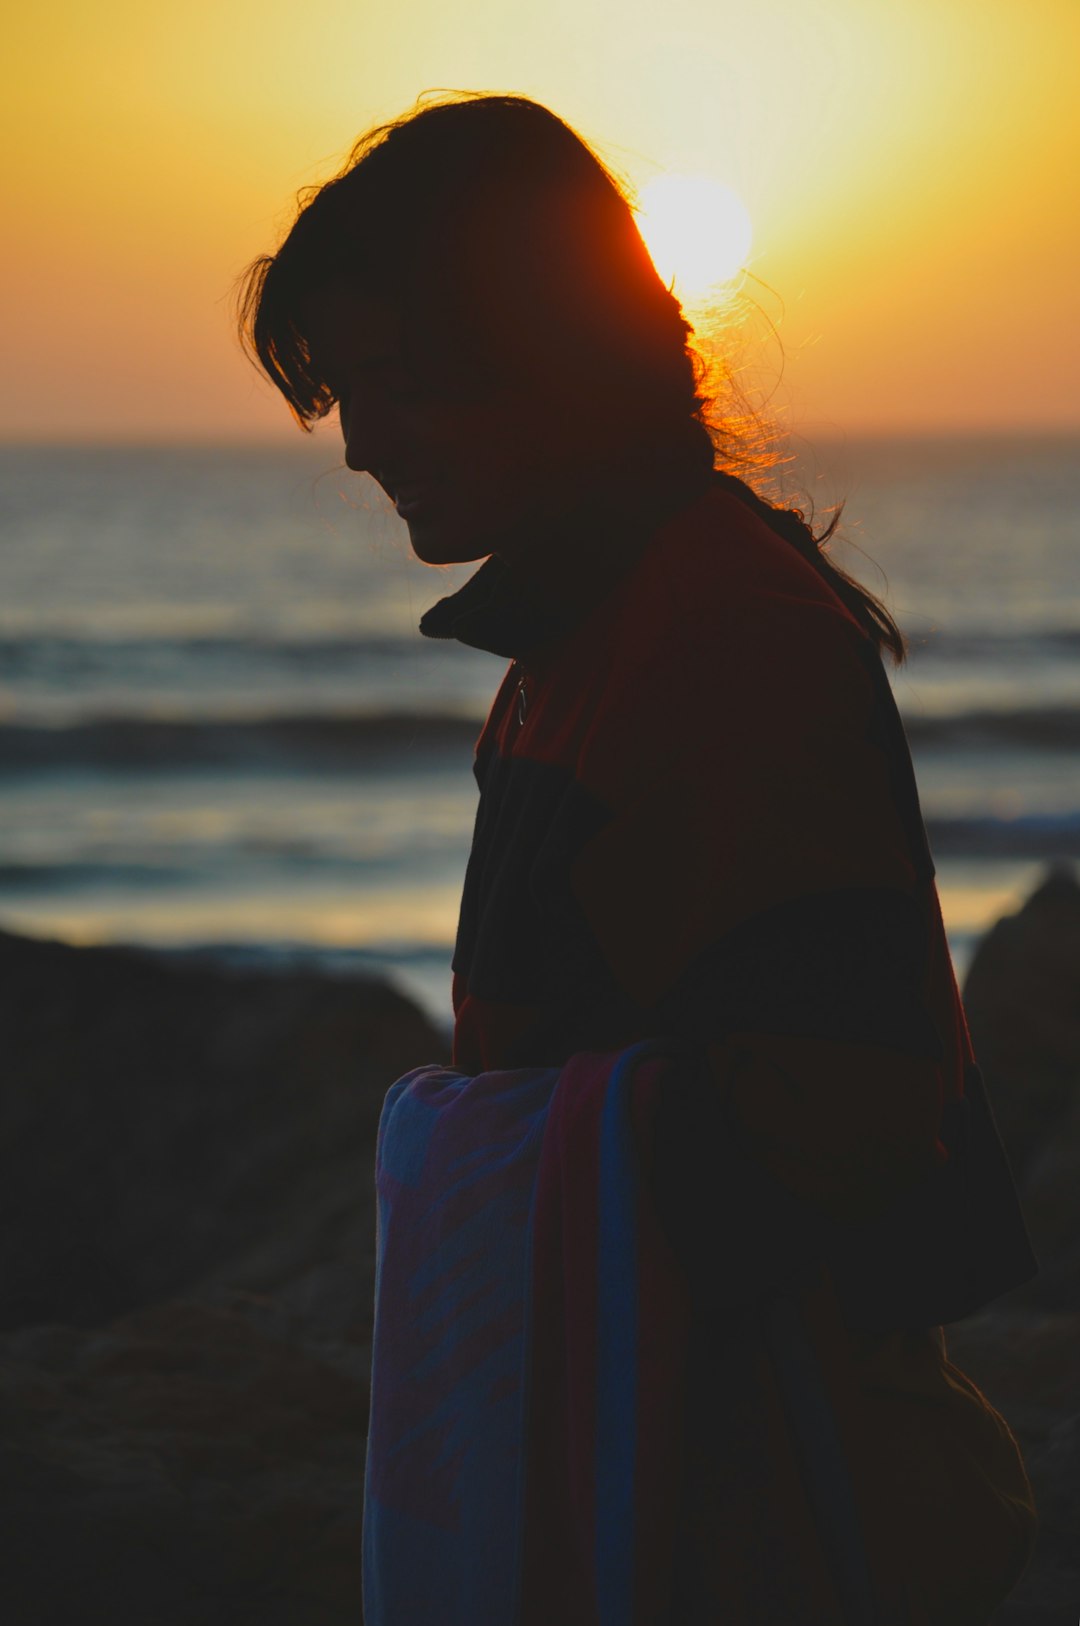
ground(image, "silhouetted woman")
xmin=236 ymin=92 xmax=1039 ymax=1625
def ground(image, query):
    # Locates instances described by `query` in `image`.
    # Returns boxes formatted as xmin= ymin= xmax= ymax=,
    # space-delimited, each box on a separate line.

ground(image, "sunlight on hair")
xmin=637 ymin=174 xmax=753 ymax=304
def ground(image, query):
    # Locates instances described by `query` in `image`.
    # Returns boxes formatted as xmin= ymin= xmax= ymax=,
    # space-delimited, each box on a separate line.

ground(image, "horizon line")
xmin=1 ymin=423 xmax=1078 ymax=451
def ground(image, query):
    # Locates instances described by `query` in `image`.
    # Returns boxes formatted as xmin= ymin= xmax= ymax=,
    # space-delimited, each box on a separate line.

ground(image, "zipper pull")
xmin=515 ymin=663 xmax=528 ymax=725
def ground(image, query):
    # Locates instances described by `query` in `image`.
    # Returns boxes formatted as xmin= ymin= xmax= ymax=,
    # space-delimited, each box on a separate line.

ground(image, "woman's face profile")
xmin=301 ymin=280 xmax=603 ymax=566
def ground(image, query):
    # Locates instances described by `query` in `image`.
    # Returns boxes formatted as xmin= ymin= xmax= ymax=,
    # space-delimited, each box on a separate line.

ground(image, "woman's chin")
xmin=405 ymin=519 xmax=488 ymax=567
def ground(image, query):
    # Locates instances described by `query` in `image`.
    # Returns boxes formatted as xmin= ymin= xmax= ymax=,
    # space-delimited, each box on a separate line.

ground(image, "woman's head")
xmin=235 ymin=91 xmax=908 ymax=662
xmin=235 ymin=92 xmax=716 ymax=562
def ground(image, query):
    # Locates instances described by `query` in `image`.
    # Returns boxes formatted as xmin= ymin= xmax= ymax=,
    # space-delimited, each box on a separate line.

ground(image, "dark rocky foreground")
xmin=3 ymin=865 xmax=1080 ymax=1624
xmin=1 ymin=929 xmax=446 ymax=1625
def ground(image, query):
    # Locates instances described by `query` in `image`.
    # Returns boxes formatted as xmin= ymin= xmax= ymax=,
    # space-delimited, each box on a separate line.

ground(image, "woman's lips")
xmin=394 ymin=479 xmax=440 ymax=518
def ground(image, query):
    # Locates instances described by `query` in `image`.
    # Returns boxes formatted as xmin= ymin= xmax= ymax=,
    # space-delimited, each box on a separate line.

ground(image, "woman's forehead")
xmin=299 ymin=283 xmax=403 ymax=368
xmin=298 ymin=276 xmax=508 ymax=400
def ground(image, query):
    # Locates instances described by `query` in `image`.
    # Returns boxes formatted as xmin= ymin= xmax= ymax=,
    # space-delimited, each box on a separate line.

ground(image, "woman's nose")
xmin=339 ymin=395 xmax=394 ymax=477
xmin=342 ymin=425 xmax=369 ymax=474
xmin=339 ymin=402 xmax=370 ymax=473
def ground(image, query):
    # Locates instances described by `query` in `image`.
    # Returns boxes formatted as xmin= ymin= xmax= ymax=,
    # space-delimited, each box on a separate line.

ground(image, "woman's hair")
xmin=235 ymin=91 xmax=907 ymax=665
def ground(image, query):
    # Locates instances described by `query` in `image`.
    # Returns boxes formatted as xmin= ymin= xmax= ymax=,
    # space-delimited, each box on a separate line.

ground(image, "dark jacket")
xmin=420 ymin=462 xmax=1038 ymax=1337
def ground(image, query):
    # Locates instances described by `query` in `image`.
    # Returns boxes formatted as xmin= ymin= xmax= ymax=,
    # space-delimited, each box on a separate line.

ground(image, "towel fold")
xmin=361 ymin=1038 xmax=694 ymax=1626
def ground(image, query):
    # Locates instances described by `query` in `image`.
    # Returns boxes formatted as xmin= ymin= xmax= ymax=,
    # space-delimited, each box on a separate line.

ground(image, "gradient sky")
xmin=6 ymin=0 xmax=1078 ymax=442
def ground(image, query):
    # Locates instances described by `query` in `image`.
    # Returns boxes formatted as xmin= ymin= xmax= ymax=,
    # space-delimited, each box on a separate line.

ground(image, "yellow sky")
xmin=5 ymin=0 xmax=1078 ymax=441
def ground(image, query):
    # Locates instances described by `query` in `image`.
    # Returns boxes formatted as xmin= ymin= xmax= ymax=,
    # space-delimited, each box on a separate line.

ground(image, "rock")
xmin=1014 ymin=1090 xmax=1080 ymax=1314
xmin=4 ymin=863 xmax=1080 ymax=1623
xmin=962 ymin=862 xmax=1080 ymax=1185
xmin=0 ymin=925 xmax=447 ymax=1621
xmin=961 ymin=862 xmax=1080 ymax=1319
xmin=954 ymin=864 xmax=1080 ymax=1618
xmin=0 ymin=927 xmax=448 ymax=1333
xmin=0 ymin=1295 xmax=368 ymax=1625
xmin=941 ymin=1308 xmax=1080 ymax=1626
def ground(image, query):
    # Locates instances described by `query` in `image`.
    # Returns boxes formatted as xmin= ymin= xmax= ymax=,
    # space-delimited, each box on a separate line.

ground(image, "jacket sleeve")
xmin=567 ymin=582 xmax=950 ymax=1290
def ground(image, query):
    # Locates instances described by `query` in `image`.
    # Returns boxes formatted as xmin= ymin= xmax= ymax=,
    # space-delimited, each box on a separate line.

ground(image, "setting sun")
xmin=636 ymin=173 xmax=753 ymax=303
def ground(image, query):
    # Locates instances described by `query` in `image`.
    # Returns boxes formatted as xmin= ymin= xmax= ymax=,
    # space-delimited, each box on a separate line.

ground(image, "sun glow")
xmin=637 ymin=173 xmax=753 ymax=303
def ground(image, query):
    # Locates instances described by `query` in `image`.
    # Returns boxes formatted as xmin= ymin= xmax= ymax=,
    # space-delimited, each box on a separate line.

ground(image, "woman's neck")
xmin=489 ymin=425 xmax=715 ymax=566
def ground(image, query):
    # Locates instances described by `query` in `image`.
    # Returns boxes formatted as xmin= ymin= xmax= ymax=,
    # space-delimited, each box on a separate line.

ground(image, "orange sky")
xmin=5 ymin=0 xmax=1078 ymax=442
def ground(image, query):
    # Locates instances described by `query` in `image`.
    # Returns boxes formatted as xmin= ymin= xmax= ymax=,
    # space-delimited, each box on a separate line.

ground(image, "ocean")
xmin=1 ymin=434 xmax=1076 ymax=1037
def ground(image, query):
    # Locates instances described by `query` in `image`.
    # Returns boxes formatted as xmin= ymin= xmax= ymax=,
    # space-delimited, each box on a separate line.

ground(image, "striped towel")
xmin=361 ymin=1038 xmax=694 ymax=1626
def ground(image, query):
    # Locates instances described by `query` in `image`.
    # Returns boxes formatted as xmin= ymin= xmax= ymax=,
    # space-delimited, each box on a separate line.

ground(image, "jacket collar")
xmin=418 ymin=443 xmax=718 ymax=665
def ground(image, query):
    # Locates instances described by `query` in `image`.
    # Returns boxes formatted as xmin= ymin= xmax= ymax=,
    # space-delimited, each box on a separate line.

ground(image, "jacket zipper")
xmin=514 ymin=661 xmax=529 ymax=725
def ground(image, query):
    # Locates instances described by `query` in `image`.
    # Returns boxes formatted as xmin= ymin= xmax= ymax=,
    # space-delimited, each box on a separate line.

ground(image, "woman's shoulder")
xmin=635 ymin=480 xmax=863 ymax=634
xmin=607 ymin=479 xmax=871 ymax=692
xmin=576 ymin=481 xmax=886 ymax=797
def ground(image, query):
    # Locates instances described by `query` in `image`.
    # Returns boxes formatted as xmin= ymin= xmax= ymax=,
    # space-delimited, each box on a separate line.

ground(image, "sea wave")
xmin=2 ymin=702 xmax=1080 ymax=773
xmin=4 ymin=809 xmax=1078 ymax=876
xmin=902 ymin=706 xmax=1080 ymax=749
xmin=0 ymin=631 xmax=421 ymax=666
xmin=925 ymin=811 xmax=1080 ymax=858
xmin=904 ymin=625 xmax=1080 ymax=659
xmin=0 ymin=861 xmax=195 ymax=891
xmin=0 ymin=711 xmax=482 ymax=773
xmin=4 ymin=623 xmax=1079 ymax=663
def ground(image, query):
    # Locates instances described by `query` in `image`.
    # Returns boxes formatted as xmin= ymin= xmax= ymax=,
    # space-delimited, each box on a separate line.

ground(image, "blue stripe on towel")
xmin=363 ymin=1063 xmax=558 ymax=1626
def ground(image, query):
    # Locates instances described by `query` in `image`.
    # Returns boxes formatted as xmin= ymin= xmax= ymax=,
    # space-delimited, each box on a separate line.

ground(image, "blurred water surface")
xmin=1 ymin=434 xmax=1076 ymax=1029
